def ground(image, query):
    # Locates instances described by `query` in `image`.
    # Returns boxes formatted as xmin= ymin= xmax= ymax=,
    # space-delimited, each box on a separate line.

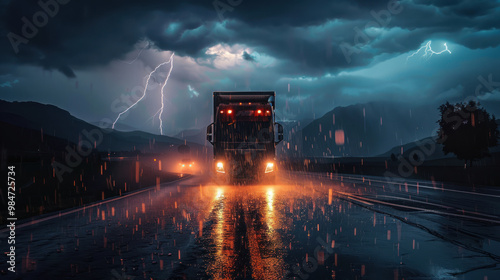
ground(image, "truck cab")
xmin=206 ymin=92 xmax=283 ymax=183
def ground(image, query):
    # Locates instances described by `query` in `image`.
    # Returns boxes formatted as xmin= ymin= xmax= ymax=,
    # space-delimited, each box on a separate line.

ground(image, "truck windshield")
xmin=218 ymin=121 xmax=273 ymax=143
xmin=216 ymin=106 xmax=274 ymax=143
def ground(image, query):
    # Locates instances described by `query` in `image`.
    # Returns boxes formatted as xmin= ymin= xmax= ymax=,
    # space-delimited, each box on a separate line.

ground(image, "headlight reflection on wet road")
xmin=5 ymin=173 xmax=500 ymax=280
xmin=203 ymin=184 xmax=287 ymax=280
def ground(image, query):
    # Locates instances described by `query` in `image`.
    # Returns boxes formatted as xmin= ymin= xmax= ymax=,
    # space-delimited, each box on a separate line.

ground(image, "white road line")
xmin=343 ymin=192 xmax=500 ymax=224
xmin=0 ymin=175 xmax=192 ymax=232
xmin=372 ymin=194 xmax=500 ymax=219
xmin=286 ymin=172 xmax=500 ymax=224
xmin=337 ymin=192 xmax=373 ymax=206
xmin=303 ymin=171 xmax=500 ymax=199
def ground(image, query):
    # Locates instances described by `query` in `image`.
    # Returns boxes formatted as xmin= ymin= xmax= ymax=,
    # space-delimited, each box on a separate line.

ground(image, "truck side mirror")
xmin=206 ymin=123 xmax=214 ymax=145
xmin=275 ymin=123 xmax=284 ymax=144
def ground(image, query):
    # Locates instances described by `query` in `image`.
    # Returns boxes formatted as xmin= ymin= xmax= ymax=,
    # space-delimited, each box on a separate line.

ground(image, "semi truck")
xmin=206 ymin=91 xmax=283 ymax=183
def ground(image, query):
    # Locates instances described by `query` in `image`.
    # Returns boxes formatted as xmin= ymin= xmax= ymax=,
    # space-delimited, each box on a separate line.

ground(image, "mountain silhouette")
xmin=0 ymin=99 xmax=197 ymax=153
xmin=300 ymin=102 xmax=438 ymax=157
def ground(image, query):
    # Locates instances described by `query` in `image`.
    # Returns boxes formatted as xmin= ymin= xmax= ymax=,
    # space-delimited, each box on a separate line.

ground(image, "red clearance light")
xmin=227 ymin=109 xmax=233 ymax=114
xmin=257 ymin=110 xmax=262 ymax=114
xmin=266 ymin=110 xmax=270 ymax=114
xmin=220 ymin=110 xmax=224 ymax=114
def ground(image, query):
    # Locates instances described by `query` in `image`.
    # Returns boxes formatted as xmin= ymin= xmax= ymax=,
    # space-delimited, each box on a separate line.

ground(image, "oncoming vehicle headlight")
xmin=216 ymin=162 xmax=225 ymax=173
xmin=265 ymin=162 xmax=274 ymax=173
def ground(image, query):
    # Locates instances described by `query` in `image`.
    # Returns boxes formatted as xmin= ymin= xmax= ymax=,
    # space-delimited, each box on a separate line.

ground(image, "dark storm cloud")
xmin=242 ymin=51 xmax=256 ymax=62
xmin=0 ymin=0 xmax=215 ymax=77
xmin=1 ymin=0 xmax=499 ymax=78
xmin=217 ymin=0 xmax=391 ymax=26
xmin=415 ymin=0 xmax=498 ymax=17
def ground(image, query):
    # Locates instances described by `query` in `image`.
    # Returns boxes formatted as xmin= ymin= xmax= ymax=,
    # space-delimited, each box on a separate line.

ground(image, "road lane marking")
xmin=344 ymin=194 xmax=500 ymax=263
xmin=283 ymin=174 xmax=500 ymax=224
xmin=0 ymin=175 xmax=193 ymax=232
xmin=336 ymin=192 xmax=373 ymax=206
xmin=372 ymin=194 xmax=500 ymax=219
xmin=342 ymin=192 xmax=500 ymax=224
xmin=325 ymin=173 xmax=500 ymax=199
xmin=288 ymin=171 xmax=500 ymax=199
xmin=372 ymin=194 xmax=454 ymax=209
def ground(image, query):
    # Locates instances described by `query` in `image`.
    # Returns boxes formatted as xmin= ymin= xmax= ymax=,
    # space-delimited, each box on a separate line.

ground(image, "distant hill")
xmin=378 ymin=136 xmax=449 ymax=161
xmin=300 ymin=102 xmax=438 ymax=157
xmin=379 ymin=119 xmax=500 ymax=161
xmin=174 ymin=128 xmax=206 ymax=146
xmin=0 ymin=99 xmax=198 ymax=153
xmin=92 ymin=121 xmax=138 ymax=132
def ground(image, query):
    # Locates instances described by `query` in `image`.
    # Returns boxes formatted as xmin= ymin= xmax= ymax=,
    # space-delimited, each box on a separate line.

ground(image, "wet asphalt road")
xmin=2 ymin=171 xmax=500 ymax=280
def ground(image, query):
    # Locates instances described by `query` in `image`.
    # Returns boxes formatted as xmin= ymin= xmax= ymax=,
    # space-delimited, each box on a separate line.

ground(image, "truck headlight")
xmin=265 ymin=162 xmax=274 ymax=173
xmin=216 ymin=162 xmax=225 ymax=173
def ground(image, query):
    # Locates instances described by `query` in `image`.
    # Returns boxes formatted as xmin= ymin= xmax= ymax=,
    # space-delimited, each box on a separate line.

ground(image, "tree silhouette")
xmin=437 ymin=101 xmax=499 ymax=166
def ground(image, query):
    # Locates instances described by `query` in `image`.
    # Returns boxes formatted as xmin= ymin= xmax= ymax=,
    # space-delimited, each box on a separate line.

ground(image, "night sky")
xmin=1 ymin=0 xmax=499 ymax=135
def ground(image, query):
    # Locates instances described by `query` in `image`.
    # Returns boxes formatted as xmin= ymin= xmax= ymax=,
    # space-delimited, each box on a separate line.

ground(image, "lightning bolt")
xmin=406 ymin=40 xmax=451 ymax=62
xmin=159 ymin=53 xmax=174 ymax=135
xmin=122 ymin=41 xmax=150 ymax=64
xmin=145 ymin=108 xmax=162 ymax=125
xmin=112 ymin=52 xmax=175 ymax=135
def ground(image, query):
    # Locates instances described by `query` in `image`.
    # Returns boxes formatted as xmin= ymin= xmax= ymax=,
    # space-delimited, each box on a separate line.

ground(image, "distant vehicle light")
xmin=180 ymin=160 xmax=194 ymax=169
xmin=265 ymin=162 xmax=274 ymax=173
xmin=216 ymin=162 xmax=225 ymax=173
xmin=257 ymin=110 xmax=262 ymax=114
xmin=227 ymin=110 xmax=233 ymax=114
xmin=266 ymin=110 xmax=270 ymax=114
xmin=220 ymin=110 xmax=224 ymax=114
